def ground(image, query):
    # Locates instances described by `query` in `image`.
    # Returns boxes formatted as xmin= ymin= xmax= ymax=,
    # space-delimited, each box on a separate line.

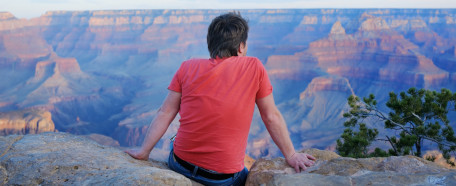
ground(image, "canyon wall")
xmin=0 ymin=109 xmax=55 ymax=135
xmin=0 ymin=9 xmax=455 ymax=158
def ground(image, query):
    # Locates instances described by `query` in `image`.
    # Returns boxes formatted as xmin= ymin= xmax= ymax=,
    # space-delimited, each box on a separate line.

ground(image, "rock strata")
xmin=1 ymin=9 xmax=456 ymax=155
xmin=0 ymin=109 xmax=55 ymax=135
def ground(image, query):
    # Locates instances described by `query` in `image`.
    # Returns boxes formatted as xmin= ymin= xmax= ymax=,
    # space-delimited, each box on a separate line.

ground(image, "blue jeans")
xmin=168 ymin=144 xmax=248 ymax=186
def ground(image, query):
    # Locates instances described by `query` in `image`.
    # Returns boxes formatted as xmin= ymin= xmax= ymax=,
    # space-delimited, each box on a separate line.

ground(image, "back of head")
xmin=207 ymin=12 xmax=249 ymax=59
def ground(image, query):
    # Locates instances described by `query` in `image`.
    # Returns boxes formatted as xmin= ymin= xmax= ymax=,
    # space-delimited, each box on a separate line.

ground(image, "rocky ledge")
xmin=247 ymin=149 xmax=456 ymax=186
xmin=0 ymin=132 xmax=192 ymax=185
xmin=1 ymin=133 xmax=455 ymax=185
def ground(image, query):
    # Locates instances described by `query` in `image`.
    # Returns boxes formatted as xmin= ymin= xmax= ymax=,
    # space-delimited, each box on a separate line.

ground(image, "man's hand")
xmin=286 ymin=152 xmax=316 ymax=173
xmin=124 ymin=148 xmax=149 ymax=161
xmin=257 ymin=95 xmax=317 ymax=173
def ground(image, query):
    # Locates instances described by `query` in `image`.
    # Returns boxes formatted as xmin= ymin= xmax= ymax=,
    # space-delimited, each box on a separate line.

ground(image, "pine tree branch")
xmin=386 ymin=135 xmax=398 ymax=155
xmin=411 ymin=112 xmax=422 ymax=122
xmin=417 ymin=135 xmax=456 ymax=148
xmin=357 ymin=104 xmax=416 ymax=137
xmin=374 ymin=111 xmax=413 ymax=135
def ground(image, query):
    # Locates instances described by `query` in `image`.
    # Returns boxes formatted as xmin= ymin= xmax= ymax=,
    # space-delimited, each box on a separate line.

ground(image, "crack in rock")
xmin=0 ymin=165 xmax=7 ymax=185
xmin=0 ymin=136 xmax=23 ymax=158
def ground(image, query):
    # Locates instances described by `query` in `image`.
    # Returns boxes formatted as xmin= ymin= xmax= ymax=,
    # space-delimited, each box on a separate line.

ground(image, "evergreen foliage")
xmin=337 ymin=88 xmax=456 ymax=165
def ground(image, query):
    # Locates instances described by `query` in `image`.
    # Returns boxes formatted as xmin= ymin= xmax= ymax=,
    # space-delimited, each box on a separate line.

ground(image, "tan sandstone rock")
xmin=0 ymin=109 xmax=55 ymax=136
xmin=0 ymin=132 xmax=192 ymax=185
xmin=2 ymin=133 xmax=456 ymax=186
xmin=246 ymin=148 xmax=456 ymax=186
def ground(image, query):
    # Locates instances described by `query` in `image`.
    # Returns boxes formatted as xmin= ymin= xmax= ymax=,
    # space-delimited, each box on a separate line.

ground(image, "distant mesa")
xmin=379 ymin=54 xmax=449 ymax=87
xmin=409 ymin=19 xmax=428 ymax=30
xmin=360 ymin=12 xmax=375 ymax=20
xmin=0 ymin=12 xmax=16 ymax=21
xmin=357 ymin=14 xmax=394 ymax=39
xmin=299 ymin=15 xmax=318 ymax=25
xmin=328 ymin=21 xmax=354 ymax=41
xmin=359 ymin=12 xmax=390 ymax=32
xmin=329 ymin=21 xmax=346 ymax=35
xmin=300 ymin=76 xmax=354 ymax=100
xmin=34 ymin=56 xmax=83 ymax=80
xmin=0 ymin=109 xmax=55 ymax=135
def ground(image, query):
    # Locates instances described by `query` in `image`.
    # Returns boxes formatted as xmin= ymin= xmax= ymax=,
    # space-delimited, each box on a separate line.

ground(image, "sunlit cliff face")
xmin=0 ymin=9 xmax=455 ymax=158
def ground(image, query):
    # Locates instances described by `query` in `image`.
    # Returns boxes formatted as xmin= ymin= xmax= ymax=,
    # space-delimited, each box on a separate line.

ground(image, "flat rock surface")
xmin=0 ymin=132 xmax=193 ymax=185
xmin=246 ymin=148 xmax=456 ymax=186
xmin=2 ymin=132 xmax=456 ymax=186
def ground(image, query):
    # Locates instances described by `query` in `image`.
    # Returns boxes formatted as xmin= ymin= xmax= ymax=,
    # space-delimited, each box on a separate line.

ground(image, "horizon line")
xmin=3 ymin=8 xmax=456 ymax=19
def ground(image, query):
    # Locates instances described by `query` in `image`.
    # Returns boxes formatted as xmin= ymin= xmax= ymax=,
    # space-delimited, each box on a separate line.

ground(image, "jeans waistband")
xmin=173 ymin=152 xmax=235 ymax=180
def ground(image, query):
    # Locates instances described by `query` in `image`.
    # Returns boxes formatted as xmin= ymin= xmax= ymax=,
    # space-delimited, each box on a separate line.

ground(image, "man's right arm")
xmin=256 ymin=94 xmax=316 ymax=173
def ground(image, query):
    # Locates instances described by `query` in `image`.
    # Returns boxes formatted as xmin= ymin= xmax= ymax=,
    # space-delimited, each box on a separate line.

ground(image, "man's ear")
xmin=238 ymin=42 xmax=246 ymax=56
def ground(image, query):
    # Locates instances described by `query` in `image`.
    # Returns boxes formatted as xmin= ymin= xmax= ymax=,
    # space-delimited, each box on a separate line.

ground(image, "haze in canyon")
xmin=0 ymin=9 xmax=455 ymax=159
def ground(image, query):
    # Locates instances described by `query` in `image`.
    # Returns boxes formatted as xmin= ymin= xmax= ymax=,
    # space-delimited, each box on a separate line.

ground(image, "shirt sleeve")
xmin=256 ymin=60 xmax=273 ymax=99
xmin=168 ymin=63 xmax=184 ymax=93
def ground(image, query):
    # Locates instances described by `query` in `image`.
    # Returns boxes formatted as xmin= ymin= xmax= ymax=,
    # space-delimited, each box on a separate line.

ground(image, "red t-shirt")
xmin=168 ymin=56 xmax=273 ymax=173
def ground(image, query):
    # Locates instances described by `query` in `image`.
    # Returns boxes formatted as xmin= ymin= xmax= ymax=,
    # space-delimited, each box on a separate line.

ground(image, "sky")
xmin=2 ymin=0 xmax=456 ymax=19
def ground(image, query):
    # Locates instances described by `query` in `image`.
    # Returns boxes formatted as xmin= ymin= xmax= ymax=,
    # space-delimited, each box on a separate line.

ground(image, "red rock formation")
xmin=0 ymin=109 xmax=55 ymax=135
xmin=55 ymin=57 xmax=82 ymax=74
xmin=113 ymin=124 xmax=148 ymax=146
xmin=293 ymin=15 xmax=450 ymax=87
xmin=299 ymin=76 xmax=354 ymax=100
xmin=34 ymin=60 xmax=55 ymax=80
xmin=329 ymin=21 xmax=346 ymax=36
xmin=359 ymin=17 xmax=390 ymax=32
xmin=379 ymin=54 xmax=449 ymax=87
xmin=33 ymin=53 xmax=82 ymax=77
xmin=0 ymin=12 xmax=15 ymax=20
xmin=266 ymin=55 xmax=306 ymax=80
xmin=1 ymin=31 xmax=51 ymax=63
xmin=0 ymin=13 xmax=52 ymax=31
xmin=1 ymin=9 xmax=456 ymax=157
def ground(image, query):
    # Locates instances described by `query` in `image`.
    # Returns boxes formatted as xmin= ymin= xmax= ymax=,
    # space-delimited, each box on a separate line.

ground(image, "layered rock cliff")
xmin=0 ymin=9 xmax=455 ymax=159
xmin=0 ymin=109 xmax=55 ymax=135
xmin=268 ymin=13 xmax=450 ymax=88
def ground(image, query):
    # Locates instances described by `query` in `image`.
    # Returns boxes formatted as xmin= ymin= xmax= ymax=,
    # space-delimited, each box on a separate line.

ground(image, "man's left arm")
xmin=125 ymin=90 xmax=181 ymax=160
xmin=256 ymin=94 xmax=316 ymax=172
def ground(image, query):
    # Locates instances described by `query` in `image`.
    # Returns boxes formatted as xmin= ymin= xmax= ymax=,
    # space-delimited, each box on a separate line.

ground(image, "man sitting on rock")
xmin=125 ymin=12 xmax=316 ymax=186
